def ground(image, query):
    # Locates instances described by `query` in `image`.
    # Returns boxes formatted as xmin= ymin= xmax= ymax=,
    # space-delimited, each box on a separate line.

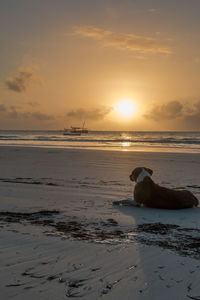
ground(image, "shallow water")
xmin=0 ymin=130 xmax=200 ymax=153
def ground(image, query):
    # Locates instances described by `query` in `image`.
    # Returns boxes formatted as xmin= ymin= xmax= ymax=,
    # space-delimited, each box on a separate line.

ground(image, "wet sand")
xmin=0 ymin=146 xmax=200 ymax=299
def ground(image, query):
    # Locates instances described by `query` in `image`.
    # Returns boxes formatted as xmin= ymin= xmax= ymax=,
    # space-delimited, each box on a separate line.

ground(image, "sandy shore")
xmin=0 ymin=146 xmax=200 ymax=299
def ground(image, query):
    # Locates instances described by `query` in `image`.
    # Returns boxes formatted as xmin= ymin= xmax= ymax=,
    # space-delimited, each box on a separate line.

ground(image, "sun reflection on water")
xmin=121 ymin=141 xmax=131 ymax=151
xmin=122 ymin=141 xmax=131 ymax=147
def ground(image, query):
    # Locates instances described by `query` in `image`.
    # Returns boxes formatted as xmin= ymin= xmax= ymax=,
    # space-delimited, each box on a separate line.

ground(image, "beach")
xmin=0 ymin=146 xmax=200 ymax=300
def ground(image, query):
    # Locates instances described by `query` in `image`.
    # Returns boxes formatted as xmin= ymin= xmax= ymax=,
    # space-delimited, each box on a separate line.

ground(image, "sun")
xmin=114 ymin=100 xmax=136 ymax=117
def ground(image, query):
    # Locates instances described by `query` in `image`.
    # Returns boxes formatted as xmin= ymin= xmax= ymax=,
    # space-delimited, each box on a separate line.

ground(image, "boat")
xmin=63 ymin=122 xmax=89 ymax=135
xmin=63 ymin=129 xmax=81 ymax=136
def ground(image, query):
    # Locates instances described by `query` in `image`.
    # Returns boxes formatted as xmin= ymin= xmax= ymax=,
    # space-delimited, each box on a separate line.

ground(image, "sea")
xmin=0 ymin=130 xmax=200 ymax=153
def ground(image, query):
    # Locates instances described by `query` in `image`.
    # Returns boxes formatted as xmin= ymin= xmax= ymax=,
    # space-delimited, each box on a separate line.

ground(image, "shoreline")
xmin=1 ymin=143 xmax=200 ymax=155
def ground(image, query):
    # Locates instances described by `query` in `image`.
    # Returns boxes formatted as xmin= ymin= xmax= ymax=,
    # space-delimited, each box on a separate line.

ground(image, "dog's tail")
xmin=193 ymin=196 xmax=199 ymax=207
xmin=180 ymin=191 xmax=199 ymax=208
xmin=188 ymin=192 xmax=199 ymax=207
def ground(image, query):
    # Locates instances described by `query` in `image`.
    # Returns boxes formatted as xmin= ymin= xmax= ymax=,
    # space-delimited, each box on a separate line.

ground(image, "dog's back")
xmin=134 ymin=177 xmax=198 ymax=209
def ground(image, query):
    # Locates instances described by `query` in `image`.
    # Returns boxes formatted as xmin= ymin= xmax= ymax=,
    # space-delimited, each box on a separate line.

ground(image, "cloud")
xmin=145 ymin=100 xmax=200 ymax=130
xmin=74 ymin=25 xmax=172 ymax=55
xmin=0 ymin=104 xmax=54 ymax=121
xmin=27 ymin=101 xmax=39 ymax=107
xmin=74 ymin=25 xmax=112 ymax=39
xmin=148 ymin=8 xmax=158 ymax=13
xmin=145 ymin=101 xmax=183 ymax=121
xmin=0 ymin=104 xmax=7 ymax=112
xmin=5 ymin=70 xmax=33 ymax=92
xmin=181 ymin=101 xmax=200 ymax=129
xmin=67 ymin=107 xmax=112 ymax=121
xmin=103 ymin=34 xmax=171 ymax=54
xmin=7 ymin=110 xmax=19 ymax=119
xmin=4 ymin=68 xmax=42 ymax=93
xmin=31 ymin=112 xmax=54 ymax=121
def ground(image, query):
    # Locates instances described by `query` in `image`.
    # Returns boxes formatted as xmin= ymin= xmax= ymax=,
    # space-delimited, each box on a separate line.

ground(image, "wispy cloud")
xmin=67 ymin=106 xmax=112 ymax=121
xmin=74 ymin=25 xmax=112 ymax=39
xmin=74 ymin=25 xmax=172 ymax=55
xmin=31 ymin=112 xmax=54 ymax=121
xmin=4 ymin=68 xmax=42 ymax=93
xmin=0 ymin=104 xmax=7 ymax=112
xmin=148 ymin=8 xmax=158 ymax=13
xmin=27 ymin=101 xmax=39 ymax=107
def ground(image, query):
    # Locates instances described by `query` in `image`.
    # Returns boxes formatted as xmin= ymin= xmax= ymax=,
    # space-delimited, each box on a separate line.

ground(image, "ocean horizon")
xmin=0 ymin=130 xmax=200 ymax=153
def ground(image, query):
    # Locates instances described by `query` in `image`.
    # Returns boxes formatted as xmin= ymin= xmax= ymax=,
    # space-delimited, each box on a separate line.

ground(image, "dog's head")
xmin=130 ymin=167 xmax=153 ymax=182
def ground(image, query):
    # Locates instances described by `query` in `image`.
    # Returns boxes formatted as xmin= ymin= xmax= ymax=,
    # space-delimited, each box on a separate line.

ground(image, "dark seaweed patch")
xmin=1 ymin=211 xmax=200 ymax=259
xmin=0 ymin=178 xmax=61 ymax=186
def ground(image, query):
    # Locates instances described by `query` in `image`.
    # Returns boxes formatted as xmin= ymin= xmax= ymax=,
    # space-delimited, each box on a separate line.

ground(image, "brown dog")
xmin=129 ymin=167 xmax=199 ymax=209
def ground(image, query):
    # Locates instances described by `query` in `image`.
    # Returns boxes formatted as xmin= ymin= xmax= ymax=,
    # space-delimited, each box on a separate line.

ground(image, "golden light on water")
xmin=122 ymin=141 xmax=131 ymax=147
xmin=114 ymin=100 xmax=136 ymax=117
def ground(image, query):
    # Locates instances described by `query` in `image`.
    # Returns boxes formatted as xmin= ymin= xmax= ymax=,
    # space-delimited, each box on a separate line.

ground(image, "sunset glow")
xmin=114 ymin=100 xmax=136 ymax=117
xmin=1 ymin=1 xmax=200 ymax=131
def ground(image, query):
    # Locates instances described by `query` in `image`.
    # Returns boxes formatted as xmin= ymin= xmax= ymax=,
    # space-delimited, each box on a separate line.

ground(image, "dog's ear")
xmin=144 ymin=167 xmax=153 ymax=176
xmin=130 ymin=167 xmax=142 ymax=182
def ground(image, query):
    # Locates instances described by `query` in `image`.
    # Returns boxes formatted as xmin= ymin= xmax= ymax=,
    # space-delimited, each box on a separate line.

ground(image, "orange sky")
xmin=1 ymin=0 xmax=200 ymax=130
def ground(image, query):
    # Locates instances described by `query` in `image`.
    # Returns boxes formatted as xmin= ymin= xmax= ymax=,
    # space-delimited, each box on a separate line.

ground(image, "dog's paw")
xmin=131 ymin=200 xmax=141 ymax=207
xmin=113 ymin=200 xmax=140 ymax=207
xmin=113 ymin=200 xmax=123 ymax=206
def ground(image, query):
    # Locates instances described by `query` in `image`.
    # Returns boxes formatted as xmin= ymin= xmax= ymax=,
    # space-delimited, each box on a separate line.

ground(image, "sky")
xmin=0 ymin=0 xmax=200 ymax=131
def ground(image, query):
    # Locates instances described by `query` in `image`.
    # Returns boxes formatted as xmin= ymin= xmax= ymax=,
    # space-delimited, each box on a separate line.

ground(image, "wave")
xmin=0 ymin=131 xmax=200 ymax=153
xmin=0 ymin=135 xmax=19 ymax=139
xmin=0 ymin=136 xmax=200 ymax=145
